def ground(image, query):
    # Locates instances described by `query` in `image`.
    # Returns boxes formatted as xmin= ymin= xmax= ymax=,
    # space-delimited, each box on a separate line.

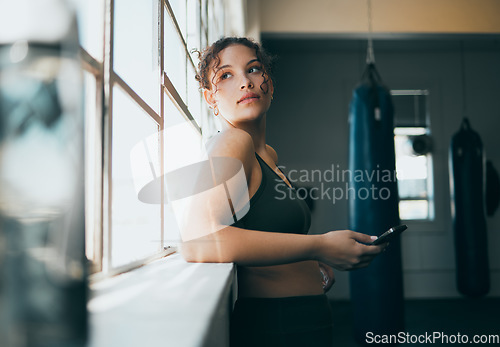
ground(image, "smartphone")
xmin=370 ymin=224 xmax=408 ymax=245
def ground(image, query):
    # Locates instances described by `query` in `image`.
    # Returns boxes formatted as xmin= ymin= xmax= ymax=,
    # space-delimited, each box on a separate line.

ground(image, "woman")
xmin=181 ymin=37 xmax=385 ymax=347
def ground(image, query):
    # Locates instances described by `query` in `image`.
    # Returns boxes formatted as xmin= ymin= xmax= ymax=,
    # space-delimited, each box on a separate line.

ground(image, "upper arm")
xmin=177 ymin=129 xmax=256 ymax=241
xmin=207 ymin=128 xmax=256 ymax=181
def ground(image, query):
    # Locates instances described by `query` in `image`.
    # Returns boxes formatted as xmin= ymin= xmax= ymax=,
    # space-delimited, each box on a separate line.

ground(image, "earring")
xmin=271 ymin=94 xmax=274 ymax=100
xmin=213 ymin=106 xmax=219 ymax=116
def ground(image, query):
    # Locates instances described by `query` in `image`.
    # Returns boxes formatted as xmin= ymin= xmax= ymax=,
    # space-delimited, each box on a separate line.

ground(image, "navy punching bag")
xmin=348 ymin=63 xmax=404 ymax=344
xmin=449 ymin=118 xmax=490 ymax=297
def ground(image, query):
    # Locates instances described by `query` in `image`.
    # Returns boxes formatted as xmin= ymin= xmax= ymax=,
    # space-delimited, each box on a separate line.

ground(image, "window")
xmin=392 ymin=90 xmax=435 ymax=221
xmin=76 ymin=0 xmax=229 ymax=275
xmin=394 ymin=126 xmax=434 ymax=220
xmin=73 ymin=0 xmax=105 ymax=272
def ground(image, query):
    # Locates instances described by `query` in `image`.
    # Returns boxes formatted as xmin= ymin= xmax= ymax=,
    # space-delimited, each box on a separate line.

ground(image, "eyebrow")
xmin=215 ymin=59 xmax=260 ymax=73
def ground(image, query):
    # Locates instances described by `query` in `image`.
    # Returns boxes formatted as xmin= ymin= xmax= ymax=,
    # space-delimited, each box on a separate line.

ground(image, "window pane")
xmin=391 ymin=92 xmax=428 ymax=127
xmin=206 ymin=0 xmax=224 ymax=40
xmin=394 ymin=126 xmax=433 ymax=220
xmin=201 ymin=0 xmax=208 ymax=25
xmin=164 ymin=92 xmax=202 ymax=246
xmin=187 ymin=63 xmax=201 ymax=124
xmin=187 ymin=0 xmax=201 ymax=60
xmin=399 ymin=200 xmax=429 ymax=220
xmin=207 ymin=1 xmax=216 ymax=42
xmin=111 ymin=87 xmax=161 ymax=268
xmin=114 ymin=0 xmax=160 ymax=112
xmin=164 ymin=201 xmax=181 ymax=247
xmin=168 ymin=0 xmax=187 ymax=40
xmin=71 ymin=0 xmax=104 ymax=60
xmin=214 ymin=0 xmax=224 ymax=35
xmin=164 ymin=94 xmax=202 ymax=172
xmin=201 ymin=0 xmax=208 ymax=48
xmin=395 ymin=131 xmax=429 ymax=190
xmin=398 ymin=179 xmax=428 ymax=199
xmin=83 ymin=71 xmax=98 ymax=262
xmin=164 ymin=8 xmax=187 ymax=103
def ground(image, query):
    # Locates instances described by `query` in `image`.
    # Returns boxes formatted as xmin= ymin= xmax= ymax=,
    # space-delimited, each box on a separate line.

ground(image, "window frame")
xmin=80 ymin=0 xmax=226 ymax=277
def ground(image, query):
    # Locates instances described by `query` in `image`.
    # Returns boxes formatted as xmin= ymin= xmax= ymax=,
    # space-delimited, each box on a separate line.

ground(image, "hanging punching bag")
xmin=348 ymin=63 xmax=404 ymax=344
xmin=449 ymin=118 xmax=490 ymax=297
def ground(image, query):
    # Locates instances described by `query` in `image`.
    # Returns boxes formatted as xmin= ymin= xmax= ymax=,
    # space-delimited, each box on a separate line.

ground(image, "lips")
xmin=238 ymin=93 xmax=260 ymax=104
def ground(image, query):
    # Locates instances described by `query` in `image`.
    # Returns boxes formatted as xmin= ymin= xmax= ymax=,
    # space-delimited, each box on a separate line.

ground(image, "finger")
xmin=359 ymin=248 xmax=388 ymax=261
xmin=361 ymin=243 xmax=385 ymax=255
xmin=360 ymin=245 xmax=385 ymax=258
xmin=350 ymin=231 xmax=378 ymax=244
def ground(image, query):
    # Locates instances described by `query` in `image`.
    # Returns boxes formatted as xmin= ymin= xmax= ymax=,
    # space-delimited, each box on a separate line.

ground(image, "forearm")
xmin=181 ymin=226 xmax=323 ymax=266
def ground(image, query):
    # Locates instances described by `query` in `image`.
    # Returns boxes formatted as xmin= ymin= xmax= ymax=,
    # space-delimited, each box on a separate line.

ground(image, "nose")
xmin=240 ymin=76 xmax=253 ymax=89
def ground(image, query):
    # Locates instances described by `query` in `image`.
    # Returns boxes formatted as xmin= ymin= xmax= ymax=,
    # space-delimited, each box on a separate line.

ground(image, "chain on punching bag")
xmin=449 ymin=118 xmax=490 ymax=297
xmin=348 ymin=63 xmax=404 ymax=344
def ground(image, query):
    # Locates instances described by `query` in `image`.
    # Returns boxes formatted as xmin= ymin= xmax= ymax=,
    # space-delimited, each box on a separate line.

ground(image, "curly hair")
xmin=194 ymin=37 xmax=274 ymax=94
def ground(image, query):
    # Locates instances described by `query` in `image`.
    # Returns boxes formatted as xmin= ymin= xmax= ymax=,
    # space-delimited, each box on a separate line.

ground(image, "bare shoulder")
xmin=265 ymin=144 xmax=279 ymax=164
xmin=206 ymin=128 xmax=254 ymax=157
xmin=205 ymin=129 xmax=256 ymax=176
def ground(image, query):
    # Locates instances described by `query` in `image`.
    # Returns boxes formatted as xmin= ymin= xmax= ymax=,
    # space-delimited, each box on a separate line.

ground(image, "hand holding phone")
xmin=370 ymin=224 xmax=408 ymax=246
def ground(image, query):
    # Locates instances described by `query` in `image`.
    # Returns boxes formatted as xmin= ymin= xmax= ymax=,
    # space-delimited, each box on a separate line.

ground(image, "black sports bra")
xmin=231 ymin=153 xmax=311 ymax=234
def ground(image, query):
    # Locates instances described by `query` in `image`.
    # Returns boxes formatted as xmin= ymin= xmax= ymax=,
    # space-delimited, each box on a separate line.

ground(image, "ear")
xmin=268 ymin=78 xmax=274 ymax=97
xmin=203 ymin=88 xmax=217 ymax=109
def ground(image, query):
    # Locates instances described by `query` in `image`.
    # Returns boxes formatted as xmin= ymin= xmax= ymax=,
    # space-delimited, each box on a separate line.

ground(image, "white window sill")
xmin=87 ymin=253 xmax=235 ymax=347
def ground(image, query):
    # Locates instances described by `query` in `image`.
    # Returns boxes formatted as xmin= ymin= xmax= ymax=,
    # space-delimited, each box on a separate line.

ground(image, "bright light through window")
xmin=394 ymin=127 xmax=434 ymax=220
xmin=392 ymin=89 xmax=434 ymax=221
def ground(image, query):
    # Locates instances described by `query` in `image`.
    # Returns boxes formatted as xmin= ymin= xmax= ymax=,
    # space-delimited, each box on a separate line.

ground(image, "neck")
xmin=221 ymin=113 xmax=267 ymax=154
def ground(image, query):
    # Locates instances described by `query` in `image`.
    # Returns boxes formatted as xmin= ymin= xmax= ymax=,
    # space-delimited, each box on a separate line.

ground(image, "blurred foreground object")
xmin=0 ymin=0 xmax=87 ymax=346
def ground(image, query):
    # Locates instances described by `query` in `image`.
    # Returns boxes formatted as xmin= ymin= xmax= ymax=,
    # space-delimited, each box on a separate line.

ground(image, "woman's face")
xmin=204 ymin=44 xmax=273 ymax=126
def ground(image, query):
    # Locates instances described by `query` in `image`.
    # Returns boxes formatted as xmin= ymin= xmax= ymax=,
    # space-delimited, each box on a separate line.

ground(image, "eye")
xmin=248 ymin=65 xmax=262 ymax=74
xmin=220 ymin=72 xmax=232 ymax=80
